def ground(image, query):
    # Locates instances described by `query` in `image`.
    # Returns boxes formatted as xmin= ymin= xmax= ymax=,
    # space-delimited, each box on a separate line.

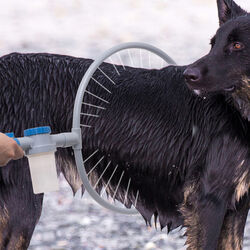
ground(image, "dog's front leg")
xmin=217 ymin=194 xmax=249 ymax=250
xmin=181 ymin=136 xmax=248 ymax=250
xmin=181 ymin=187 xmax=227 ymax=250
xmin=197 ymin=195 xmax=227 ymax=250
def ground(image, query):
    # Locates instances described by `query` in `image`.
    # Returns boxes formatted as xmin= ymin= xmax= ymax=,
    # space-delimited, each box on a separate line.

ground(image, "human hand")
xmin=0 ymin=133 xmax=24 ymax=166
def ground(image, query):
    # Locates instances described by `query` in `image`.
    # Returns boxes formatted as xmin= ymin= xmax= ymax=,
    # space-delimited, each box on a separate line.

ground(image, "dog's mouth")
xmin=224 ymin=85 xmax=236 ymax=92
xmin=193 ymin=85 xmax=236 ymax=96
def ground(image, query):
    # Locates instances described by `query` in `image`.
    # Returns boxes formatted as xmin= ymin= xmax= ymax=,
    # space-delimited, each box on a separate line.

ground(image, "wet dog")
xmin=183 ymin=0 xmax=250 ymax=249
xmin=0 ymin=0 xmax=249 ymax=249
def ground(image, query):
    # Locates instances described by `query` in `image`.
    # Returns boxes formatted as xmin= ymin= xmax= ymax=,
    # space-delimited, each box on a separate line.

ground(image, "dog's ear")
xmin=217 ymin=0 xmax=247 ymax=26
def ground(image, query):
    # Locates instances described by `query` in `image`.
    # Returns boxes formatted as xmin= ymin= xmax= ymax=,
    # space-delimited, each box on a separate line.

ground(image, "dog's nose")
xmin=183 ymin=68 xmax=201 ymax=83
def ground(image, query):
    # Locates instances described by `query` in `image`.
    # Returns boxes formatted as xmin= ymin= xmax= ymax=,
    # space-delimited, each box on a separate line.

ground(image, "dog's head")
xmin=184 ymin=0 xmax=250 ymax=121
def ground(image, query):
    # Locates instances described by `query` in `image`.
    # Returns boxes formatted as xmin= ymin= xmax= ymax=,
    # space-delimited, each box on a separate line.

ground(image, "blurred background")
xmin=0 ymin=0 xmax=249 ymax=249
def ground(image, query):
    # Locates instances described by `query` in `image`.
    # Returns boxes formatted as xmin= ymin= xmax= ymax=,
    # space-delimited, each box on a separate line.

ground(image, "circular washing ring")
xmin=72 ymin=42 xmax=176 ymax=214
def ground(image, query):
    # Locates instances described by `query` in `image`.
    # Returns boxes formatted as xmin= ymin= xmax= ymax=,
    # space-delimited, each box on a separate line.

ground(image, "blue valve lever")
xmin=5 ymin=126 xmax=81 ymax=155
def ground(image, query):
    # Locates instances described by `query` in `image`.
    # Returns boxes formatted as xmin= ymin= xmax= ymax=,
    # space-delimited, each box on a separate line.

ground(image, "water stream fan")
xmin=8 ymin=42 xmax=176 ymax=215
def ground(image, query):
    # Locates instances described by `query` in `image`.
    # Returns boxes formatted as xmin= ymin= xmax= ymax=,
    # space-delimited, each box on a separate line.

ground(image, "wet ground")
xmin=0 ymin=0 xmax=249 ymax=249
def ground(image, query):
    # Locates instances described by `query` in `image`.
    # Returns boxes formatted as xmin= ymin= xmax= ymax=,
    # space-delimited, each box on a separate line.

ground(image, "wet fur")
xmin=0 ymin=51 xmax=248 ymax=249
xmin=232 ymin=76 xmax=250 ymax=120
xmin=183 ymin=0 xmax=250 ymax=249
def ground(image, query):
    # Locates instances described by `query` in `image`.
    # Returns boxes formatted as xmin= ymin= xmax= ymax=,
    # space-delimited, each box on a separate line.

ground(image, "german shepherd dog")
xmin=0 ymin=0 xmax=249 ymax=249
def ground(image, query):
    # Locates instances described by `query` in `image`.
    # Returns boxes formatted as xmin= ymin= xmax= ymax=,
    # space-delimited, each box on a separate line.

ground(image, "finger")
xmin=0 ymin=158 xmax=10 ymax=167
xmin=12 ymin=145 xmax=24 ymax=160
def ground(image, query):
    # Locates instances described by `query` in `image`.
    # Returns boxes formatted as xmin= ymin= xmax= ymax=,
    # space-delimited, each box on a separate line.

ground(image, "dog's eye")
xmin=232 ymin=42 xmax=244 ymax=50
